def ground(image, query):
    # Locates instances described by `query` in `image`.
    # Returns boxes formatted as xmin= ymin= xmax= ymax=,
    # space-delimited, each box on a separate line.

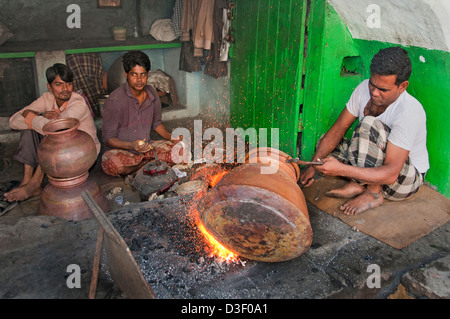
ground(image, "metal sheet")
xmin=82 ymin=191 xmax=156 ymax=299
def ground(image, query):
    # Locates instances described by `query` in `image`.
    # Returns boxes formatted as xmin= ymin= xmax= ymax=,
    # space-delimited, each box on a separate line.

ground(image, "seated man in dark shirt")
xmin=101 ymin=50 xmax=180 ymax=176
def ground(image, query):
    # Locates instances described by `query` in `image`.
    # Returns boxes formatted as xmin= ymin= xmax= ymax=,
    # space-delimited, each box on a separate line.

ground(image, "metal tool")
xmin=286 ymin=158 xmax=324 ymax=165
xmin=152 ymin=144 xmax=161 ymax=166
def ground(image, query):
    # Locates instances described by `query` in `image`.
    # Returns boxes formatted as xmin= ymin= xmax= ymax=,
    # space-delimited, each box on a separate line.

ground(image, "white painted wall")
xmin=34 ymin=50 xmax=66 ymax=96
xmin=328 ymin=0 xmax=450 ymax=52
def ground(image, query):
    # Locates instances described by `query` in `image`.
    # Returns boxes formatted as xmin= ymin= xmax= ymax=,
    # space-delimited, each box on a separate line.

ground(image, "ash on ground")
xmin=109 ymin=199 xmax=247 ymax=299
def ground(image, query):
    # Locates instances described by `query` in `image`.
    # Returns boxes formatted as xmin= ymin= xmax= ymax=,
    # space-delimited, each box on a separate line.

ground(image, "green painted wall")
xmin=301 ymin=1 xmax=450 ymax=197
xmin=301 ymin=0 xmax=364 ymax=160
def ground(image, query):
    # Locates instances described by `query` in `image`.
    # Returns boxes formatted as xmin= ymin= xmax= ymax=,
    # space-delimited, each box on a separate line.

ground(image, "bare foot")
xmin=4 ymin=184 xmax=42 ymax=202
xmin=326 ymin=181 xmax=365 ymax=199
xmin=339 ymin=191 xmax=384 ymax=216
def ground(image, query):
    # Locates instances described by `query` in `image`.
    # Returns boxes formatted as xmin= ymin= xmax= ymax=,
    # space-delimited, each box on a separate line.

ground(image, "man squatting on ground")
xmin=300 ymin=47 xmax=429 ymax=216
xmin=101 ymin=50 xmax=181 ymax=177
xmin=5 ymin=64 xmax=100 ymax=203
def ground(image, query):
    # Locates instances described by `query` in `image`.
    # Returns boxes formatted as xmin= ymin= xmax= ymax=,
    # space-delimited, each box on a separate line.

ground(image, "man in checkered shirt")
xmin=300 ymin=47 xmax=429 ymax=216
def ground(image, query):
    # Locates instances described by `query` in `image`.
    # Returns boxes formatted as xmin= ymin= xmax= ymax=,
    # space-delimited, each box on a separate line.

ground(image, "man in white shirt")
xmin=4 ymin=64 xmax=100 ymax=204
xmin=300 ymin=47 xmax=429 ymax=216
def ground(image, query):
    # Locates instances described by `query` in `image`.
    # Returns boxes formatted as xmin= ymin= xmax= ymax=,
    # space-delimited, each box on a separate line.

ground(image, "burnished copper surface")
xmin=38 ymin=118 xmax=97 ymax=181
xmin=246 ymin=147 xmax=301 ymax=181
xmin=37 ymin=118 xmax=108 ymax=221
xmin=198 ymin=162 xmax=312 ymax=262
xmin=38 ymin=179 xmax=109 ymax=221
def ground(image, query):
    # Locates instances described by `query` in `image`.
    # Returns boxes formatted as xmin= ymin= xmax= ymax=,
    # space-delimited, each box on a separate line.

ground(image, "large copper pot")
xmin=38 ymin=118 xmax=97 ymax=186
xmin=246 ymin=147 xmax=301 ymax=181
xmin=39 ymin=179 xmax=108 ymax=221
xmin=37 ymin=118 xmax=109 ymax=220
xmin=197 ymin=157 xmax=312 ymax=262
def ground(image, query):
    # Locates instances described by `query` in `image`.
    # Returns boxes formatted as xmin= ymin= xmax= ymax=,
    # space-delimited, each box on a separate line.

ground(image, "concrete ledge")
xmin=401 ymin=255 xmax=450 ymax=299
xmin=0 ymin=130 xmax=20 ymax=144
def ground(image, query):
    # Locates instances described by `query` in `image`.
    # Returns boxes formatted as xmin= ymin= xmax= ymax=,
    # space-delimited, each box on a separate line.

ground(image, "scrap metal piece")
xmin=82 ymin=191 xmax=156 ymax=299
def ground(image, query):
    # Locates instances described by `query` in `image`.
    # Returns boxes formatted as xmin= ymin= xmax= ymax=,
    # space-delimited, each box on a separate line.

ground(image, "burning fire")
xmin=187 ymin=168 xmax=238 ymax=263
xmin=209 ymin=170 xmax=228 ymax=187
xmin=196 ymin=220 xmax=238 ymax=263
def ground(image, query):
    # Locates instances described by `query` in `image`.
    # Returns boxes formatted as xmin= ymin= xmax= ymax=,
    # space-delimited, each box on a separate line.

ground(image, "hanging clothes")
xmin=219 ymin=7 xmax=231 ymax=62
xmin=204 ymin=0 xmax=229 ymax=78
xmin=179 ymin=0 xmax=229 ymax=78
xmin=66 ymin=53 xmax=105 ymax=116
xmin=179 ymin=0 xmax=202 ymax=72
xmin=193 ymin=0 xmax=215 ymax=57
xmin=172 ymin=0 xmax=183 ymax=38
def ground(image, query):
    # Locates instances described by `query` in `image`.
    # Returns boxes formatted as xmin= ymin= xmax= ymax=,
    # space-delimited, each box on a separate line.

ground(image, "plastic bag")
xmin=0 ymin=22 xmax=13 ymax=46
xmin=150 ymin=19 xmax=177 ymax=42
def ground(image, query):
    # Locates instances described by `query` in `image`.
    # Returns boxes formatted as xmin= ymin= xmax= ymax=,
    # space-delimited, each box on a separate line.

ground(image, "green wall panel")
xmin=230 ymin=0 xmax=307 ymax=155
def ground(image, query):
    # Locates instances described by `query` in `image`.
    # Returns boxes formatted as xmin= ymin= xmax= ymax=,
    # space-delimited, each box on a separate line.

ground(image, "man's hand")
xmin=133 ymin=139 xmax=153 ymax=154
xmin=299 ymin=166 xmax=316 ymax=188
xmin=314 ymin=156 xmax=344 ymax=176
xmin=43 ymin=111 xmax=60 ymax=120
xmin=171 ymin=135 xmax=183 ymax=144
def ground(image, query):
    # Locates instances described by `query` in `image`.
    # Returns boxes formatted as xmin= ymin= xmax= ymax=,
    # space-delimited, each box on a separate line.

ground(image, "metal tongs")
xmin=143 ymin=142 xmax=167 ymax=176
xmin=286 ymin=158 xmax=324 ymax=165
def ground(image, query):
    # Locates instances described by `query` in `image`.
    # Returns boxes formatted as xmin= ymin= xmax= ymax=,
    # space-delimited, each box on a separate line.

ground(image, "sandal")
xmin=0 ymin=201 xmax=18 ymax=217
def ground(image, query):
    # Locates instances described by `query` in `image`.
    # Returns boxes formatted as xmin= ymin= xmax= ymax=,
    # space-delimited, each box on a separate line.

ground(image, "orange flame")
xmin=196 ymin=221 xmax=238 ymax=263
xmin=209 ymin=170 xmax=228 ymax=187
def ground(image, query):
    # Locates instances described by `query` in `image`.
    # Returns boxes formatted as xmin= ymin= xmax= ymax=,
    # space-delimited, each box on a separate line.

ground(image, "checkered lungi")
xmin=101 ymin=140 xmax=178 ymax=177
xmin=329 ymin=116 xmax=423 ymax=201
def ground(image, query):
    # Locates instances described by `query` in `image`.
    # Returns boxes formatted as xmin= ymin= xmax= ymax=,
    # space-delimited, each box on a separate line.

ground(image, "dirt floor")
xmin=0 ymin=118 xmax=449 ymax=300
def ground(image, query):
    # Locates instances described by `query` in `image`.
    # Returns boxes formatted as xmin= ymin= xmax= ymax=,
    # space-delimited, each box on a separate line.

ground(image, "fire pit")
xmin=88 ymin=148 xmax=312 ymax=298
xmin=108 ymin=198 xmax=245 ymax=298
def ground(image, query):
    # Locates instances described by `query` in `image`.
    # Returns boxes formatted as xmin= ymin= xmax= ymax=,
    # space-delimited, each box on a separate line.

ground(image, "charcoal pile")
xmin=109 ymin=199 xmax=247 ymax=299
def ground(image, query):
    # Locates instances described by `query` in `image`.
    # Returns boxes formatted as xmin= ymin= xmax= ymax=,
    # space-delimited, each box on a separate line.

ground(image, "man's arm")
xmin=9 ymin=95 xmax=50 ymax=132
xmin=300 ymin=107 xmax=357 ymax=187
xmin=316 ymin=141 xmax=409 ymax=185
xmin=312 ymin=108 xmax=356 ymax=161
xmin=154 ymin=123 xmax=181 ymax=143
xmin=105 ymin=137 xmax=153 ymax=154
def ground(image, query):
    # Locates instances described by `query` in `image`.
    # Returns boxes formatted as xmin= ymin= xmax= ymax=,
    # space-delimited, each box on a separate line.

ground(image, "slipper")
xmin=0 ymin=201 xmax=18 ymax=217
xmin=0 ymin=158 xmax=13 ymax=174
